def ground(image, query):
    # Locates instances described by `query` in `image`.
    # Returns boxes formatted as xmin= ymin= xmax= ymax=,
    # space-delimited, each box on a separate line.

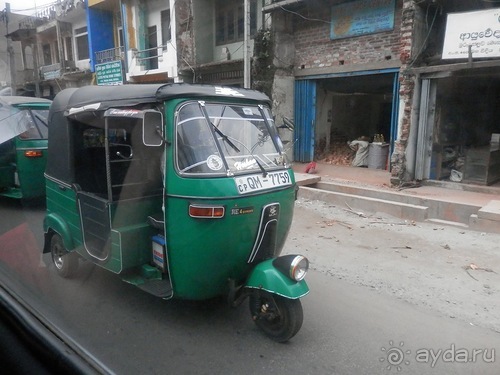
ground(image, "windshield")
xmin=0 ymin=107 xmax=49 ymax=143
xmin=20 ymin=109 xmax=49 ymax=140
xmin=176 ymin=101 xmax=287 ymax=176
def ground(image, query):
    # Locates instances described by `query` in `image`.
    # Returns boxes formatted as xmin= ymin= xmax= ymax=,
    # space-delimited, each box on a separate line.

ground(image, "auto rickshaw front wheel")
xmin=249 ymin=291 xmax=303 ymax=343
xmin=50 ymin=233 xmax=79 ymax=278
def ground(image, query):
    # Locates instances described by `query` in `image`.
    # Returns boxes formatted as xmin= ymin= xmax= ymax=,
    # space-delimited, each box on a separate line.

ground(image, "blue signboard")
xmin=330 ymin=0 xmax=395 ymax=40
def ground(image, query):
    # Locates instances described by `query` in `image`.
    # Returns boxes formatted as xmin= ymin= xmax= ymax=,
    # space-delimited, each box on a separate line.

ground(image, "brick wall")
xmin=293 ymin=0 xmax=403 ymax=70
xmin=290 ymin=0 xmax=417 ymax=185
xmin=391 ymin=0 xmax=416 ymax=185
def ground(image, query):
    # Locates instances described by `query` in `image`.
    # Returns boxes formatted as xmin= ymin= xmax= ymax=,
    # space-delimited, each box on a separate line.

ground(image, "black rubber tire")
xmin=249 ymin=292 xmax=303 ymax=343
xmin=50 ymin=233 xmax=78 ymax=278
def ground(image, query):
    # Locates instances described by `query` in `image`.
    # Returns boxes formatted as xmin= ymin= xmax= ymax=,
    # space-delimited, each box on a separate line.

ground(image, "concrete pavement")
xmin=293 ymin=163 xmax=500 ymax=234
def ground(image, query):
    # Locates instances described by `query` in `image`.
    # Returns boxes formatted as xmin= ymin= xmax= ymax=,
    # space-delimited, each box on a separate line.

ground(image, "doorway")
xmin=294 ymin=71 xmax=399 ymax=169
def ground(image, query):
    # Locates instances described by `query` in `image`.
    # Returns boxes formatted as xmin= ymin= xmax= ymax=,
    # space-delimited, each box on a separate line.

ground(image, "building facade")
xmin=5 ymin=0 xmax=266 ymax=92
xmin=6 ymin=0 xmax=92 ymax=98
xmin=4 ymin=0 xmax=499 ymax=189
xmin=265 ymin=0 xmax=500 ymax=188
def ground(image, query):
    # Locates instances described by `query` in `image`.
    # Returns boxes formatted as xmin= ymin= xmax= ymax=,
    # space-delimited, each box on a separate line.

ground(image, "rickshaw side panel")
xmin=107 ymin=196 xmax=162 ymax=272
xmin=44 ymin=179 xmax=82 ymax=252
xmin=15 ymin=138 xmax=48 ymax=199
xmin=45 ymin=177 xmax=163 ymax=272
xmin=0 ymin=165 xmax=14 ymax=189
xmin=0 ymin=140 xmax=15 ymax=188
xmin=0 ymin=137 xmax=47 ymax=199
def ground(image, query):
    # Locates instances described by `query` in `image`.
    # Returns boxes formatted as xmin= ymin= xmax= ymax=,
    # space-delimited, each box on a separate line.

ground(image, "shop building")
xmin=265 ymin=0 xmax=403 ymax=170
xmin=403 ymin=1 xmax=500 ymax=188
xmin=266 ymin=0 xmax=500 ymax=188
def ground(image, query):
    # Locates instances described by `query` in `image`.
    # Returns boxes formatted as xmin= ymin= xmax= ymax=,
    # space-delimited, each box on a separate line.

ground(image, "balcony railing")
xmin=32 ymin=4 xmax=57 ymax=23
xmin=17 ymin=16 xmax=45 ymax=30
xmin=95 ymin=47 xmax=124 ymax=65
xmin=133 ymin=45 xmax=167 ymax=62
xmin=15 ymin=1 xmax=84 ymax=31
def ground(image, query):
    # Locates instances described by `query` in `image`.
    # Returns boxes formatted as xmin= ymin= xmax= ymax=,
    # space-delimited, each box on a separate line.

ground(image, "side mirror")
xmin=143 ymin=110 xmax=164 ymax=146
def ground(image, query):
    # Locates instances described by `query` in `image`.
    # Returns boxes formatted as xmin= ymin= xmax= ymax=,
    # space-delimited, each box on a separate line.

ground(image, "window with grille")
xmin=215 ymin=0 xmax=257 ymax=46
xmin=75 ymin=26 xmax=89 ymax=60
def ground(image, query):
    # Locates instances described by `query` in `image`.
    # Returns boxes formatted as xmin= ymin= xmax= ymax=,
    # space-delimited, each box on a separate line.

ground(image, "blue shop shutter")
xmin=389 ymin=72 xmax=400 ymax=164
xmin=294 ymin=80 xmax=316 ymax=162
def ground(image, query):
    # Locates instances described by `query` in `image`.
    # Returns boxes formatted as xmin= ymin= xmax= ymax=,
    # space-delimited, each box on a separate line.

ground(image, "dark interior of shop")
xmin=431 ymin=72 xmax=500 ymax=185
xmin=315 ymin=74 xmax=395 ymax=166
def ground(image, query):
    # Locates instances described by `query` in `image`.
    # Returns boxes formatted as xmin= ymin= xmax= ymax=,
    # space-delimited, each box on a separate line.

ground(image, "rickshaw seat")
xmin=147 ymin=213 xmax=164 ymax=230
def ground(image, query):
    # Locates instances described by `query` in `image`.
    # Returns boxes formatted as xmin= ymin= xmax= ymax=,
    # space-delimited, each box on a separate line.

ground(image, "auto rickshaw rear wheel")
xmin=50 ymin=233 xmax=78 ymax=278
xmin=249 ymin=292 xmax=303 ymax=343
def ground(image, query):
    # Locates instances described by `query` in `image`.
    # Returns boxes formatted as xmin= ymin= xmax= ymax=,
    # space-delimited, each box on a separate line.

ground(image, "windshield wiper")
xmin=33 ymin=113 xmax=48 ymax=126
xmin=255 ymin=158 xmax=268 ymax=178
xmin=198 ymin=100 xmax=240 ymax=153
xmin=210 ymin=122 xmax=240 ymax=153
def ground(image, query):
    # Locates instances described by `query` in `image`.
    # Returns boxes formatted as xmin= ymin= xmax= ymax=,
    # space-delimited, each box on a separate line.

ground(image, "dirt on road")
xmin=286 ymin=197 xmax=500 ymax=333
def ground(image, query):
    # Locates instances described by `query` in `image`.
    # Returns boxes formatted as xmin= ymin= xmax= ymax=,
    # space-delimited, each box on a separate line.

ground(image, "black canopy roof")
xmin=51 ymin=83 xmax=270 ymax=115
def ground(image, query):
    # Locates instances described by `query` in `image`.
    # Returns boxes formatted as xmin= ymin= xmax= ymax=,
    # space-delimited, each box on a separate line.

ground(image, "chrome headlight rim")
xmin=290 ymin=255 xmax=309 ymax=281
xmin=272 ymin=254 xmax=309 ymax=282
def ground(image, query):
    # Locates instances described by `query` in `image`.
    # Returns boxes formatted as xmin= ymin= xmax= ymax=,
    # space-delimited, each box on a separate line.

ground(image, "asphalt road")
xmin=0 ymin=197 xmax=499 ymax=374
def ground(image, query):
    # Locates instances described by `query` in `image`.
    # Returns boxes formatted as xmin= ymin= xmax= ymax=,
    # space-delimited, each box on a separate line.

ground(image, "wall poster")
xmin=330 ymin=0 xmax=396 ymax=40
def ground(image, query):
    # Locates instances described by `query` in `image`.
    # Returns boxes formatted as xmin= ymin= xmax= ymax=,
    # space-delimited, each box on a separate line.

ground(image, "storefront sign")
xmin=43 ymin=70 xmax=61 ymax=80
xmin=330 ymin=0 xmax=395 ymax=40
xmin=95 ymin=60 xmax=124 ymax=85
xmin=442 ymin=8 xmax=500 ymax=59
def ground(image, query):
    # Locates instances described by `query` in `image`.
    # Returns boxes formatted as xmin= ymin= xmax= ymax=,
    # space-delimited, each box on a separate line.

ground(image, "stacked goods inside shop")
xmin=315 ymin=133 xmax=355 ymax=166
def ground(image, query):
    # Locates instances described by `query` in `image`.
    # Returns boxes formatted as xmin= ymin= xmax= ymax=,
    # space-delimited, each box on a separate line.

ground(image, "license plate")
xmin=234 ymin=170 xmax=292 ymax=194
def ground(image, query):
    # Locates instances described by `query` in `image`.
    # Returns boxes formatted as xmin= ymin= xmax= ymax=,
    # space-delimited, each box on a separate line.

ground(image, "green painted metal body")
xmin=44 ymin=179 xmax=162 ymax=273
xmin=164 ymin=180 xmax=296 ymax=300
xmin=0 ymin=100 xmax=51 ymax=199
xmin=44 ymin=180 xmax=81 ymax=250
xmin=245 ymin=259 xmax=310 ymax=299
xmin=12 ymin=137 xmax=48 ymax=199
xmin=44 ymin=85 xmax=304 ymax=302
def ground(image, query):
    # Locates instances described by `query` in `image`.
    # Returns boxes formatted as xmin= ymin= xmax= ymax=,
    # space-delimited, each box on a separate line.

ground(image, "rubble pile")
xmin=317 ymin=141 xmax=354 ymax=166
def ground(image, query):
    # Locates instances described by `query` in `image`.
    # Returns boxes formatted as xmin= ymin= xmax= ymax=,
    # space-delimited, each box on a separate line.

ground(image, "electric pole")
xmin=243 ymin=0 xmax=250 ymax=88
xmin=5 ymin=3 xmax=16 ymax=95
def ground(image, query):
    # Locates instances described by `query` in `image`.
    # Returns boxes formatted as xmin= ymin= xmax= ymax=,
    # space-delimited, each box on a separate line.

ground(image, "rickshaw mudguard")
xmin=245 ymin=259 xmax=309 ymax=299
xmin=43 ymin=213 xmax=74 ymax=253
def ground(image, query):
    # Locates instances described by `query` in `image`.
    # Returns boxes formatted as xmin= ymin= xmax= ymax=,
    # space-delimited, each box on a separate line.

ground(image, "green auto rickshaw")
xmin=43 ymin=84 xmax=308 ymax=342
xmin=0 ymin=96 xmax=52 ymax=199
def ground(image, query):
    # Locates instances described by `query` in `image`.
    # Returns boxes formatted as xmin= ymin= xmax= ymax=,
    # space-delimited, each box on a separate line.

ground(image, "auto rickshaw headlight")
xmin=290 ymin=255 xmax=309 ymax=281
xmin=273 ymin=255 xmax=309 ymax=282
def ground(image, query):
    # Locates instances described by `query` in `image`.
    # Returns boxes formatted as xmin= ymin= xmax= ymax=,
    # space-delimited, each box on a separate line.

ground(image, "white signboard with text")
xmin=442 ymin=8 xmax=500 ymax=59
